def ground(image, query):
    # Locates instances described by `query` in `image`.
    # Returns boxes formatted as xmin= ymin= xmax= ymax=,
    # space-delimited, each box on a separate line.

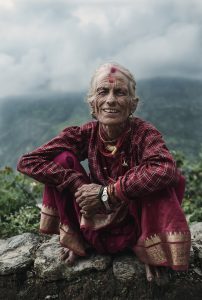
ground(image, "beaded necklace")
xmin=98 ymin=122 xmax=131 ymax=157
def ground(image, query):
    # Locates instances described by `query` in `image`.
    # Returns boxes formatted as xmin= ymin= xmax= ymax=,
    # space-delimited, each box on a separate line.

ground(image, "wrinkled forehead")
xmin=94 ymin=66 xmax=130 ymax=89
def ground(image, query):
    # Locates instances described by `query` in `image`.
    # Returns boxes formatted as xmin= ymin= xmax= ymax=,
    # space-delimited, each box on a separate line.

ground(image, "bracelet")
xmin=107 ymin=184 xmax=121 ymax=206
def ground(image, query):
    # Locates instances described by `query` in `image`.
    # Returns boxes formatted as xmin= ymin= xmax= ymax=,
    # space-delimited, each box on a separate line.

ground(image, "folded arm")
xmin=17 ymin=126 xmax=88 ymax=193
xmin=115 ymin=127 xmax=178 ymax=201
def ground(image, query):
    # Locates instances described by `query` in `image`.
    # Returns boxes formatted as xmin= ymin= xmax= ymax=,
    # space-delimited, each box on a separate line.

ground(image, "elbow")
xmin=17 ymin=155 xmax=28 ymax=174
xmin=172 ymin=167 xmax=179 ymax=184
xmin=17 ymin=157 xmax=24 ymax=173
xmin=163 ymin=161 xmax=179 ymax=186
xmin=171 ymin=165 xmax=182 ymax=186
xmin=151 ymin=160 xmax=178 ymax=189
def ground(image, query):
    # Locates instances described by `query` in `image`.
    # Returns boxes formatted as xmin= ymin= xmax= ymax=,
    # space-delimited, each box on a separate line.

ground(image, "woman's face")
xmin=93 ymin=75 xmax=133 ymax=126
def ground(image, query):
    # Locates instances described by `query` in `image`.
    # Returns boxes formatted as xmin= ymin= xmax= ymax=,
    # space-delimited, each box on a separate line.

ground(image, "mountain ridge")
xmin=0 ymin=77 xmax=201 ymax=168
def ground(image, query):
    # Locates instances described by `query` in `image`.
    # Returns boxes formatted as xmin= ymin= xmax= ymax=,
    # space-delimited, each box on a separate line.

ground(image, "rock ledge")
xmin=0 ymin=223 xmax=202 ymax=300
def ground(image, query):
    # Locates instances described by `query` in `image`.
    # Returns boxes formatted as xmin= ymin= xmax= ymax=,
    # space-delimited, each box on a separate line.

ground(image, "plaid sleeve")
xmin=17 ymin=125 xmax=89 ymax=193
xmin=115 ymin=125 xmax=178 ymax=200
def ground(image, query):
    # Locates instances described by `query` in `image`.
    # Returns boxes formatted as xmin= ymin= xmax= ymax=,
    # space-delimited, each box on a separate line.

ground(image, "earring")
xmin=91 ymin=111 xmax=97 ymax=119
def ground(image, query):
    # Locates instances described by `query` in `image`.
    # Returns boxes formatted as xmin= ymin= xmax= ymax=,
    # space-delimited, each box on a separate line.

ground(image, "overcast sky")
xmin=0 ymin=0 xmax=201 ymax=99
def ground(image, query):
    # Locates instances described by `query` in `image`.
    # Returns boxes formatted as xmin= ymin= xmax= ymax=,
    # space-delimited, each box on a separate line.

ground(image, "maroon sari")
xmin=40 ymin=151 xmax=190 ymax=270
xmin=17 ymin=118 xmax=191 ymax=269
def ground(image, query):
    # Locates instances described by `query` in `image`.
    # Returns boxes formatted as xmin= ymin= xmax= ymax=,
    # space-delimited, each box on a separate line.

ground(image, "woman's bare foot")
xmin=60 ymin=247 xmax=79 ymax=266
xmin=145 ymin=264 xmax=155 ymax=282
xmin=145 ymin=264 xmax=169 ymax=285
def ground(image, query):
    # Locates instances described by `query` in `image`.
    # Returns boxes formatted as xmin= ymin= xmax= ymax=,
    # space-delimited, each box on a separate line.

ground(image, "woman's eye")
xmin=98 ymin=89 xmax=108 ymax=96
xmin=116 ymin=89 xmax=127 ymax=96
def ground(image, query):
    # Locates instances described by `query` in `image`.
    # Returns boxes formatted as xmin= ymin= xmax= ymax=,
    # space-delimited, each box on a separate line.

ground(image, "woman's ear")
xmin=131 ymin=97 xmax=139 ymax=113
xmin=90 ymin=100 xmax=97 ymax=119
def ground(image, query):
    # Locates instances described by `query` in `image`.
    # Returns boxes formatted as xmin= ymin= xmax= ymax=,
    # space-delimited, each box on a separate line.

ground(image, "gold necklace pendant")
xmin=106 ymin=145 xmax=117 ymax=155
xmin=111 ymin=147 xmax=117 ymax=155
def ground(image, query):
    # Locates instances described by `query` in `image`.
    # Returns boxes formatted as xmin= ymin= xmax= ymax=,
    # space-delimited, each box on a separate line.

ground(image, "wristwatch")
xmin=101 ymin=187 xmax=111 ymax=211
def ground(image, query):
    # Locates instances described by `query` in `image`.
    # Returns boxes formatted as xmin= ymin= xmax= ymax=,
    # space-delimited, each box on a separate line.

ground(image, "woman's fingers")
xmin=76 ymin=184 xmax=89 ymax=194
xmin=80 ymin=201 xmax=100 ymax=214
xmin=74 ymin=190 xmax=83 ymax=198
xmin=75 ymin=195 xmax=84 ymax=204
xmin=75 ymin=184 xmax=89 ymax=197
xmin=75 ymin=190 xmax=89 ymax=202
xmin=75 ymin=192 xmax=88 ymax=204
xmin=75 ymin=193 xmax=98 ymax=205
xmin=75 ymin=184 xmax=102 ymax=198
xmin=75 ymin=184 xmax=103 ymax=214
xmin=80 ymin=202 xmax=95 ymax=211
xmin=76 ymin=196 xmax=90 ymax=207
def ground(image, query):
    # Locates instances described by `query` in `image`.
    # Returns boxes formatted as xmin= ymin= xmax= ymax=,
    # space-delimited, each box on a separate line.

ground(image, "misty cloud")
xmin=0 ymin=0 xmax=201 ymax=98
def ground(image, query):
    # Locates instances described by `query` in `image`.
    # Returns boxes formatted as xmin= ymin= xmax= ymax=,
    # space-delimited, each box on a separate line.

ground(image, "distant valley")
xmin=0 ymin=78 xmax=201 ymax=168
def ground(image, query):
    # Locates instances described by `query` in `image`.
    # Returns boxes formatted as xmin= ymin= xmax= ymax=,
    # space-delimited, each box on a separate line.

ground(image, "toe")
xmin=145 ymin=264 xmax=155 ymax=282
xmin=65 ymin=251 xmax=78 ymax=266
xmin=60 ymin=248 xmax=70 ymax=261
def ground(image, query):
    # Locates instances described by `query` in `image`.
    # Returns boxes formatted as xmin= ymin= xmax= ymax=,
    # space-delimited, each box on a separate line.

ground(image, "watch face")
xmin=102 ymin=188 xmax=108 ymax=202
xmin=102 ymin=194 xmax=108 ymax=202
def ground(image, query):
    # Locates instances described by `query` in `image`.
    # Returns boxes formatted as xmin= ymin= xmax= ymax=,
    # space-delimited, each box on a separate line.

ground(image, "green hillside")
xmin=0 ymin=78 xmax=201 ymax=168
xmin=137 ymin=78 xmax=202 ymax=157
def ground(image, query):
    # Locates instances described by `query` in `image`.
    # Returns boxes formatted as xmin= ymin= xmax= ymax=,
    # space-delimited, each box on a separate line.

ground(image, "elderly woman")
xmin=17 ymin=63 xmax=190 ymax=283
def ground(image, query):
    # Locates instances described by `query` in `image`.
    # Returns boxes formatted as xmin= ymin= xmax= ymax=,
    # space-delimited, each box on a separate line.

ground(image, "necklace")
xmin=98 ymin=126 xmax=117 ymax=144
xmin=98 ymin=122 xmax=131 ymax=157
xmin=105 ymin=144 xmax=117 ymax=155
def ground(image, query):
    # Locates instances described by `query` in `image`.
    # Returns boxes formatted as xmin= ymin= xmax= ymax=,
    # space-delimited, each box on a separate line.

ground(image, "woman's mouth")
xmin=103 ymin=109 xmax=119 ymax=113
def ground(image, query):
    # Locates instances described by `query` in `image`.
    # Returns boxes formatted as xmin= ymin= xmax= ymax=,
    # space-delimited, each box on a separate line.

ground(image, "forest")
xmin=0 ymin=77 xmax=202 ymax=237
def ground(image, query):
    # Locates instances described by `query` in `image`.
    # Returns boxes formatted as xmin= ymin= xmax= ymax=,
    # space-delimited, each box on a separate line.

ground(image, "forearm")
xmin=111 ymin=124 xmax=180 ymax=201
xmin=17 ymin=125 xmax=90 ymax=193
xmin=17 ymin=154 xmax=88 ymax=193
xmin=114 ymin=156 xmax=178 ymax=201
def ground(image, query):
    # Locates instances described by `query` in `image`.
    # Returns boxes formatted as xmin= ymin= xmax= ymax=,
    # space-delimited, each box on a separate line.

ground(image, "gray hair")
xmin=86 ymin=62 xmax=138 ymax=104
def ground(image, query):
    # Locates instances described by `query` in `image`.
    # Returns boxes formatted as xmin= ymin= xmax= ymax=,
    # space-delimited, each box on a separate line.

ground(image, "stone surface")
xmin=0 ymin=225 xmax=202 ymax=300
xmin=34 ymin=234 xmax=111 ymax=281
xmin=190 ymin=245 xmax=195 ymax=264
xmin=0 ymin=233 xmax=40 ymax=275
xmin=190 ymin=223 xmax=202 ymax=270
xmin=113 ymin=254 xmax=144 ymax=281
xmin=34 ymin=235 xmax=63 ymax=281
xmin=192 ymin=243 xmax=202 ymax=268
xmin=72 ymin=253 xmax=111 ymax=272
xmin=190 ymin=222 xmax=202 ymax=243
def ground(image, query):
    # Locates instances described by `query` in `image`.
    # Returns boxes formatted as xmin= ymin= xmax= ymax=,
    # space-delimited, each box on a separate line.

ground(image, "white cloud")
xmin=0 ymin=0 xmax=201 ymax=98
xmin=0 ymin=0 xmax=15 ymax=9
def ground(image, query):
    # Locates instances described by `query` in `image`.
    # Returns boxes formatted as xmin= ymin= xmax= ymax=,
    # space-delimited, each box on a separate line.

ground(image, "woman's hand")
xmin=75 ymin=183 xmax=103 ymax=218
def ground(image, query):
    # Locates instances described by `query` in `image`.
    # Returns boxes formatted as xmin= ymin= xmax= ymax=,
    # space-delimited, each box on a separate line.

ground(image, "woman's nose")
xmin=106 ymin=93 xmax=116 ymax=104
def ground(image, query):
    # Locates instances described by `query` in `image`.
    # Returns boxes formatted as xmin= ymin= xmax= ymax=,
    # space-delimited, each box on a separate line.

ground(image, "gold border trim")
xmin=145 ymin=231 xmax=191 ymax=247
xmin=40 ymin=212 xmax=60 ymax=234
xmin=134 ymin=231 xmax=191 ymax=268
xmin=41 ymin=204 xmax=59 ymax=217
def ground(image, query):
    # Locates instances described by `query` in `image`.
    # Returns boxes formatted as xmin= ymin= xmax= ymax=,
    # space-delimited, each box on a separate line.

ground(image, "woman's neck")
xmin=101 ymin=123 xmax=126 ymax=140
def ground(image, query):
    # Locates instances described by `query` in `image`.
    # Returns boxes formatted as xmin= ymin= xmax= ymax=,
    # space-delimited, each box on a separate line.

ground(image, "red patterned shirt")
xmin=17 ymin=117 xmax=178 ymax=201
